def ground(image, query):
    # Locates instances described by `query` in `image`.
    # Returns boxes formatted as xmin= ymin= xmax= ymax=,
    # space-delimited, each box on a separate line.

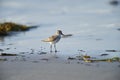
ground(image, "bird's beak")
xmin=61 ymin=32 xmax=64 ymax=35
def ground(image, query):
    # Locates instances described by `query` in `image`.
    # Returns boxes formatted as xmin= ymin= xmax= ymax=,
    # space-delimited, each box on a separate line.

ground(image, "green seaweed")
xmin=0 ymin=22 xmax=37 ymax=36
xmin=77 ymin=55 xmax=120 ymax=63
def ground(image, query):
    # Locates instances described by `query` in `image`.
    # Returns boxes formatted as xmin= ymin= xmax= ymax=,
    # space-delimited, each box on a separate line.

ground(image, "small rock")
xmin=0 ymin=49 xmax=4 ymax=52
xmin=105 ymin=50 xmax=117 ymax=52
xmin=6 ymin=48 xmax=10 ymax=50
xmin=39 ymin=52 xmax=47 ymax=55
xmin=78 ymin=50 xmax=85 ymax=52
xmin=100 ymin=54 xmax=109 ymax=56
xmin=67 ymin=57 xmax=76 ymax=60
xmin=1 ymin=53 xmax=17 ymax=56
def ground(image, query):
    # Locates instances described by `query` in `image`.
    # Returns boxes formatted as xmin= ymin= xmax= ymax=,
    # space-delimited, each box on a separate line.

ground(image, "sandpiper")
xmin=42 ymin=30 xmax=64 ymax=52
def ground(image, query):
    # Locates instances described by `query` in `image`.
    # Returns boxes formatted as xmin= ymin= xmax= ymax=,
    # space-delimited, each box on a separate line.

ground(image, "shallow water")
xmin=0 ymin=0 xmax=120 ymax=59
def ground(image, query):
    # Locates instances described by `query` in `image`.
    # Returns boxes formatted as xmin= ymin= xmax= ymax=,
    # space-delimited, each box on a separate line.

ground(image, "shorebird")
xmin=42 ymin=30 xmax=64 ymax=52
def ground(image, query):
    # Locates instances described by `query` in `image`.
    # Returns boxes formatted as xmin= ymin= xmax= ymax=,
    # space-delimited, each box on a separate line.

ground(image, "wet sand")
xmin=0 ymin=55 xmax=120 ymax=80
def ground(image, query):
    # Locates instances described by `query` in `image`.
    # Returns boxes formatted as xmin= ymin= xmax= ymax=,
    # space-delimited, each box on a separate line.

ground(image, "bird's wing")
xmin=42 ymin=35 xmax=58 ymax=42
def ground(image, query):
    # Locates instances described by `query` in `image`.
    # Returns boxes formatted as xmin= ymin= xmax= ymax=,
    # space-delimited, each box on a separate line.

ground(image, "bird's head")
xmin=56 ymin=30 xmax=64 ymax=35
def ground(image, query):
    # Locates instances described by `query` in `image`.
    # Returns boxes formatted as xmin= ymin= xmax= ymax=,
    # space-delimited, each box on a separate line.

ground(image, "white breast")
xmin=50 ymin=35 xmax=61 ymax=44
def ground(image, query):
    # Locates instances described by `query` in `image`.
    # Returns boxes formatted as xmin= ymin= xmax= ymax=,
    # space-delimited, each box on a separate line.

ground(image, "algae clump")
xmin=0 ymin=22 xmax=35 ymax=36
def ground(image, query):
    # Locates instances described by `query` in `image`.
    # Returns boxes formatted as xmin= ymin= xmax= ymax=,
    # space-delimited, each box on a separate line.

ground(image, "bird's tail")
xmin=41 ymin=39 xmax=50 ymax=42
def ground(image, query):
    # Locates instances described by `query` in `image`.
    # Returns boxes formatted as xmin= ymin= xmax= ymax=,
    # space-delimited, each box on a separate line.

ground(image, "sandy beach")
xmin=0 ymin=60 xmax=120 ymax=80
xmin=0 ymin=51 xmax=120 ymax=80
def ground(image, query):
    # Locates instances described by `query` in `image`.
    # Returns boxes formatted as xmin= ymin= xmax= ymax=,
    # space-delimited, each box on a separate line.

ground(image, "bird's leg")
xmin=54 ymin=44 xmax=57 ymax=52
xmin=50 ymin=44 xmax=52 ymax=52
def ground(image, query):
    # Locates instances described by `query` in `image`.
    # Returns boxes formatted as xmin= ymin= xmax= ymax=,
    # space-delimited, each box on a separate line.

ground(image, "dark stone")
xmin=105 ymin=50 xmax=117 ymax=52
xmin=110 ymin=0 xmax=119 ymax=6
xmin=1 ymin=53 xmax=17 ymax=56
xmin=100 ymin=54 xmax=109 ymax=56
xmin=68 ymin=57 xmax=76 ymax=60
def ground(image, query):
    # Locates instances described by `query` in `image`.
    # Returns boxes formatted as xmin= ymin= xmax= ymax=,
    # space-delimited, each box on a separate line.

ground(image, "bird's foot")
xmin=50 ymin=50 xmax=58 ymax=53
